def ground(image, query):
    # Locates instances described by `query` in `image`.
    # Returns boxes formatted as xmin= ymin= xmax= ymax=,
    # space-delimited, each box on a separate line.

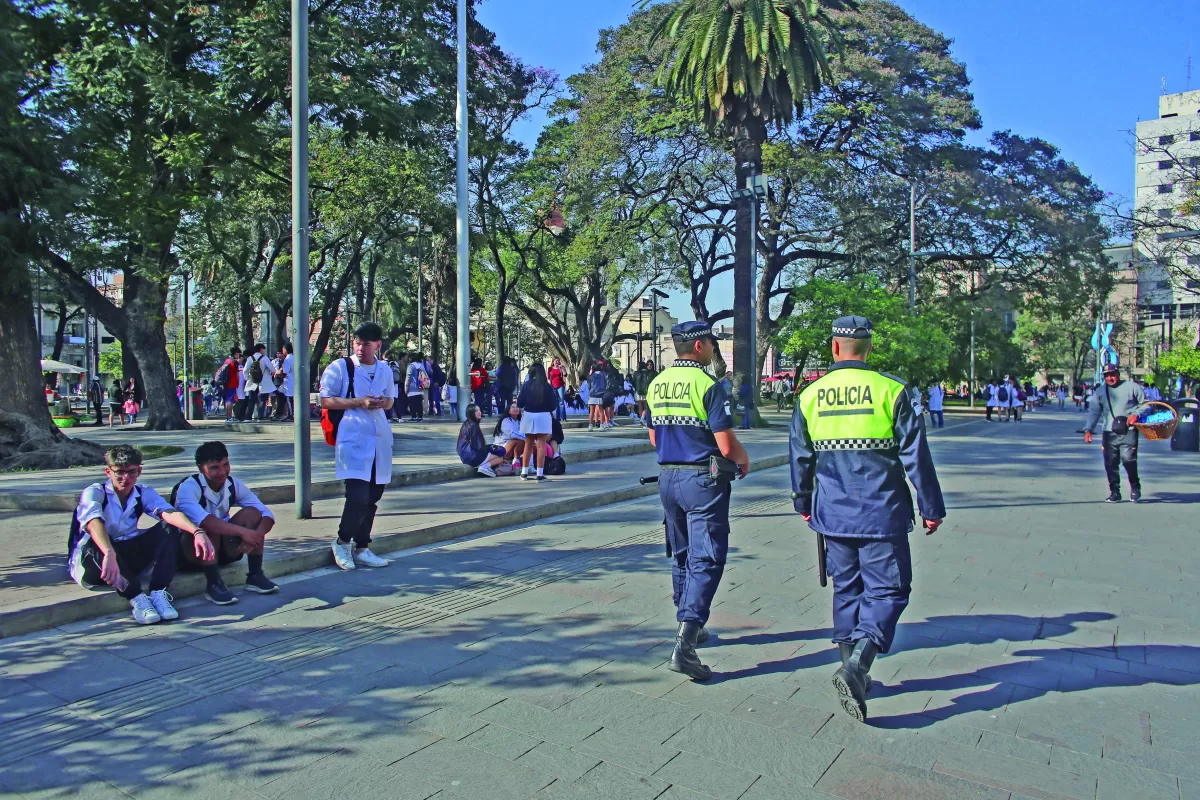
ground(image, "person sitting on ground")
xmin=172 ymin=440 xmax=278 ymax=605
xmin=68 ymin=445 xmax=214 ymax=625
xmin=458 ymin=403 xmax=508 ymax=477
xmin=516 ymin=362 xmax=557 ymax=481
xmin=493 ymin=401 xmax=526 ymax=463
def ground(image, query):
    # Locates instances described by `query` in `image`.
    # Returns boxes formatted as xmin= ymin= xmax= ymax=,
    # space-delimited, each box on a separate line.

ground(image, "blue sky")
xmin=477 ymin=0 xmax=1200 ymax=319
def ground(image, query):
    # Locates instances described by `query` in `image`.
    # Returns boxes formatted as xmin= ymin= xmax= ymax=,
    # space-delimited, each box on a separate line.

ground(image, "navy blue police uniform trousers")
xmin=825 ymin=534 xmax=912 ymax=653
xmin=659 ymin=468 xmax=731 ymax=625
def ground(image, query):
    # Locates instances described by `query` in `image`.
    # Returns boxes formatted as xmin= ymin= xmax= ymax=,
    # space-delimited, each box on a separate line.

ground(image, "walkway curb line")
xmin=0 ymin=453 xmax=790 ymax=639
xmin=0 ymin=441 xmax=657 ymax=513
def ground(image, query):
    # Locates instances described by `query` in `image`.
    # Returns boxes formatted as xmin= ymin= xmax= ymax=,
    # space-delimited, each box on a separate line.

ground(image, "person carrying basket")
xmin=1083 ymin=362 xmax=1164 ymax=503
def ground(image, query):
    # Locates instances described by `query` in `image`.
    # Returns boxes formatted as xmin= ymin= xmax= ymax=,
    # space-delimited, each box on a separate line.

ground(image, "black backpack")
xmin=248 ymin=354 xmax=264 ymax=383
xmin=545 ymin=455 xmax=567 ymax=476
xmin=997 ymin=386 xmax=1009 ymax=402
xmin=68 ymin=483 xmax=143 ymax=556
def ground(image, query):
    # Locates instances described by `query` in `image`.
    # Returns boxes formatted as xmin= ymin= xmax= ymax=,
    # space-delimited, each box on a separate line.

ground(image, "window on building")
xmin=1186 ymin=280 xmax=1200 ymax=290
xmin=1159 ymin=184 xmax=1175 ymax=194
xmin=1159 ymin=134 xmax=1176 ymax=145
xmin=1159 ymin=160 xmax=1174 ymax=170
xmin=1157 ymin=209 xmax=1173 ymax=219
xmin=1192 ymin=132 xmax=1200 ymax=142
xmin=1156 ymin=280 xmax=1172 ymax=289
xmin=100 ymin=336 xmax=115 ymax=344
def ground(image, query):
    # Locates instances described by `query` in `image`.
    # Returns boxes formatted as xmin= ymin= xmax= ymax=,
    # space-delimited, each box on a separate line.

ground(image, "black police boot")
xmin=668 ymin=622 xmax=712 ymax=682
xmin=838 ymin=641 xmax=873 ymax=694
xmin=832 ymin=638 xmax=878 ymax=721
xmin=696 ymin=626 xmax=710 ymax=646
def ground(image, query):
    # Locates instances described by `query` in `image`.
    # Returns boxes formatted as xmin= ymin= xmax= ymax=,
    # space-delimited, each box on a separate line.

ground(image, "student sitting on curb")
xmin=492 ymin=402 xmax=526 ymax=463
xmin=68 ymin=445 xmax=214 ymax=625
xmin=457 ymin=403 xmax=509 ymax=477
xmin=172 ymin=441 xmax=279 ymax=605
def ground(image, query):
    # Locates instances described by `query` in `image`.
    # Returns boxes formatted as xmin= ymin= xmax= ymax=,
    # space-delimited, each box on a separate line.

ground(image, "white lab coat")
xmin=928 ymin=386 xmax=944 ymax=412
xmin=281 ymin=353 xmax=295 ymax=397
xmin=319 ymin=356 xmax=396 ymax=483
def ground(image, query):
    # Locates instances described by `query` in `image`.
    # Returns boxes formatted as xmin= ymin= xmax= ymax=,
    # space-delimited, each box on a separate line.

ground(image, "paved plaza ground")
xmin=2 ymin=408 xmax=1199 ymax=799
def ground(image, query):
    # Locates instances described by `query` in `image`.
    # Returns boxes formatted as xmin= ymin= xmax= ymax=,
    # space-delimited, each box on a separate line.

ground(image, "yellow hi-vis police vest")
xmin=647 ymin=365 xmax=714 ymax=428
xmin=799 ymin=366 xmax=905 ymax=450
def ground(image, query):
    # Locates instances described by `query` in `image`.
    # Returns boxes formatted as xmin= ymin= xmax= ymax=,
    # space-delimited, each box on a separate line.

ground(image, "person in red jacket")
xmin=469 ymin=358 xmax=490 ymax=415
xmin=548 ymin=357 xmax=567 ymax=420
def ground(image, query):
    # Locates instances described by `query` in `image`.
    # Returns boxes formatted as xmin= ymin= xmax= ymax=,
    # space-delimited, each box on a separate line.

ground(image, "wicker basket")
xmin=1133 ymin=401 xmax=1178 ymax=441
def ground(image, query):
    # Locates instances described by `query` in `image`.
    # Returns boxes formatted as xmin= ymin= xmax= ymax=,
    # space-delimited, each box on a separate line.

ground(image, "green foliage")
xmin=98 ymin=341 xmax=123 ymax=379
xmin=1159 ymin=341 xmax=1200 ymax=378
xmin=780 ymin=275 xmax=952 ymax=386
xmin=643 ymin=0 xmax=852 ymax=135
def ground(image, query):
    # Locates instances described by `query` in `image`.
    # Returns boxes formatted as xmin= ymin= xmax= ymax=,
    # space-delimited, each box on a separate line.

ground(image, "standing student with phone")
xmin=319 ymin=322 xmax=396 ymax=571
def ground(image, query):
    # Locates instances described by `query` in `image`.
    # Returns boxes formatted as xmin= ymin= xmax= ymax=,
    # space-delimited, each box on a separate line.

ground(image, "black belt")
xmin=659 ymin=462 xmax=708 ymax=470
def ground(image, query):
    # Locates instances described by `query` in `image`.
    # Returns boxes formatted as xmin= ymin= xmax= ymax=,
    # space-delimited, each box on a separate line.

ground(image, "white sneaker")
xmin=148 ymin=589 xmax=178 ymax=620
xmin=587 ymin=424 xmax=595 ymax=432
xmin=331 ymin=538 xmax=356 ymax=570
xmin=520 ymin=469 xmax=530 ymax=480
xmin=130 ymin=594 xmax=161 ymax=625
xmin=477 ymin=462 xmax=497 ymax=477
xmin=353 ymin=548 xmax=389 ymax=568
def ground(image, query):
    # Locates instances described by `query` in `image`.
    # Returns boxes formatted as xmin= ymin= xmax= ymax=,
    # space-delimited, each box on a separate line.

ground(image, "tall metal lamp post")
xmin=291 ymin=0 xmax=312 ymax=518
xmin=454 ymin=0 xmax=470 ymax=421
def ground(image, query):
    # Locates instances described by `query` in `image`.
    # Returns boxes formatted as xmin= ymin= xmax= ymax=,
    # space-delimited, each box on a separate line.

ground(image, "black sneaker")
xmin=536 ymin=474 xmax=547 ymax=482
xmin=1106 ymin=493 xmax=1122 ymax=503
xmin=205 ymin=580 xmax=238 ymax=605
xmin=244 ymin=572 xmax=279 ymax=594
xmin=1130 ymin=492 xmax=1141 ymax=504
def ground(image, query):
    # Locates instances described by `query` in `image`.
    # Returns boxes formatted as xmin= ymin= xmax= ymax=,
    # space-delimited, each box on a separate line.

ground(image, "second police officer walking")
xmin=646 ymin=321 xmax=751 ymax=682
xmin=790 ymin=316 xmax=946 ymax=721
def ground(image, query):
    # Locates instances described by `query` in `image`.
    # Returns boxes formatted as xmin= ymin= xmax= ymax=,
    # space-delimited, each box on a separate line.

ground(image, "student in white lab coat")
xmin=319 ymin=322 xmax=396 ymax=570
xmin=281 ymin=342 xmax=296 ymax=421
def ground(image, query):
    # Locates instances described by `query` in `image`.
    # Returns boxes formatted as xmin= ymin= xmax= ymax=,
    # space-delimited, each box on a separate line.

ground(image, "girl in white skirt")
xmin=516 ymin=363 xmax=558 ymax=481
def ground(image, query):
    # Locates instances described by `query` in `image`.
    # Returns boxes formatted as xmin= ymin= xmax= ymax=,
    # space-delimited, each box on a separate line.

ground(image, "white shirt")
xmin=986 ymin=384 xmax=997 ymax=407
xmin=443 ymin=384 xmax=458 ymax=402
xmin=493 ymin=416 xmax=525 ymax=446
xmin=281 ymin=353 xmax=295 ymax=396
xmin=1009 ymin=384 xmax=1022 ymax=407
xmin=173 ymin=474 xmax=275 ymax=527
xmin=320 ymin=356 xmax=396 ymax=483
xmin=236 ymin=362 xmax=246 ymax=399
xmin=254 ymin=353 xmax=275 ymax=395
xmin=74 ymin=481 xmax=174 ymax=543
xmin=928 ymin=385 xmax=944 ymax=411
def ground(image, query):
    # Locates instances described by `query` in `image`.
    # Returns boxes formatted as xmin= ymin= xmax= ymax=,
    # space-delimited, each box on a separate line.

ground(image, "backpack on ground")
xmin=248 ymin=355 xmax=264 ymax=384
xmin=68 ymin=484 xmax=143 ymax=556
xmin=320 ymin=358 xmax=355 ymax=446
xmin=997 ymin=386 xmax=1009 ymax=402
xmin=545 ymin=455 xmax=566 ymax=476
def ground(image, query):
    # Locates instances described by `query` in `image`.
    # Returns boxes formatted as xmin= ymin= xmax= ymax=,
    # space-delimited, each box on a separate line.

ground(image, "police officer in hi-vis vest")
xmin=790 ymin=316 xmax=945 ymax=721
xmin=647 ymin=321 xmax=750 ymax=681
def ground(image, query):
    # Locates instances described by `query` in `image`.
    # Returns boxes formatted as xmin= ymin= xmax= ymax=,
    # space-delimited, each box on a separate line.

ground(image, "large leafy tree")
xmin=0 ymin=0 xmax=105 ymax=468
xmin=643 ymin=0 xmax=853 ymax=400
xmin=32 ymin=0 xmax=459 ymax=430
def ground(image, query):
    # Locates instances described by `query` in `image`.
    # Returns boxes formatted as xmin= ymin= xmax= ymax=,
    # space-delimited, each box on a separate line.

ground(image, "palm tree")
xmin=642 ymin=0 xmax=853 ymax=407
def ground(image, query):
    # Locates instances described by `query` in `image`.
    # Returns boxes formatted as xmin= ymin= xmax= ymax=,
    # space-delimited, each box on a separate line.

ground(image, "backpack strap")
xmin=343 ymin=357 xmax=356 ymax=399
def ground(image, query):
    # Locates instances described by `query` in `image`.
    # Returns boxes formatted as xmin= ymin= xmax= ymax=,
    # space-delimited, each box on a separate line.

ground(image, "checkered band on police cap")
xmin=830 ymin=315 xmax=873 ymax=339
xmin=671 ymin=321 xmax=715 ymax=341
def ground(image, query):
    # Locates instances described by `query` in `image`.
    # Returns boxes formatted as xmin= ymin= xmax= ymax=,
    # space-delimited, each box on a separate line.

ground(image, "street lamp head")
xmin=651 ymin=288 xmax=669 ymax=299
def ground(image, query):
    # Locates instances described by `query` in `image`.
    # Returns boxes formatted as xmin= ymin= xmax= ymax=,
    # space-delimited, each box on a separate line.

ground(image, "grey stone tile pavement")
xmin=1 ymin=409 xmax=1199 ymax=799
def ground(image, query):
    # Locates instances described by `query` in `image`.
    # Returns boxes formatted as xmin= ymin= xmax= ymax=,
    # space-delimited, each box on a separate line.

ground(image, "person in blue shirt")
xmin=646 ymin=321 xmax=750 ymax=681
xmin=737 ymin=378 xmax=755 ymax=429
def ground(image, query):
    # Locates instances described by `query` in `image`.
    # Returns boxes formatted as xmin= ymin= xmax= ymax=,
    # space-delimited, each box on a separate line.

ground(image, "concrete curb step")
xmin=223 ymin=417 xmax=637 ymax=433
xmin=0 ymin=440 xmax=656 ymax=513
xmin=0 ymin=452 xmax=791 ymax=640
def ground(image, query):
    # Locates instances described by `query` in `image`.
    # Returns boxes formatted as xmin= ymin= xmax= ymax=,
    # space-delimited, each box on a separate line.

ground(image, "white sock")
xmin=537 ymin=467 xmax=544 ymax=477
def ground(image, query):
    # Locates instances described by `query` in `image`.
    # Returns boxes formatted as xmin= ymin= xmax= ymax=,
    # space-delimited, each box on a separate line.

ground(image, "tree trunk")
xmin=239 ymin=292 xmax=255 ymax=350
xmin=124 ymin=278 xmax=189 ymax=430
xmin=51 ymin=297 xmax=71 ymax=360
xmin=0 ymin=259 xmax=104 ymax=469
xmin=732 ymin=122 xmax=765 ymax=423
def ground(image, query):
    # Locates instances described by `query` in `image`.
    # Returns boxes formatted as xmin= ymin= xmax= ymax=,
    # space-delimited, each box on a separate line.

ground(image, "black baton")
xmin=639 ymin=476 xmax=658 ymax=485
xmin=792 ymin=491 xmax=828 ymax=588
